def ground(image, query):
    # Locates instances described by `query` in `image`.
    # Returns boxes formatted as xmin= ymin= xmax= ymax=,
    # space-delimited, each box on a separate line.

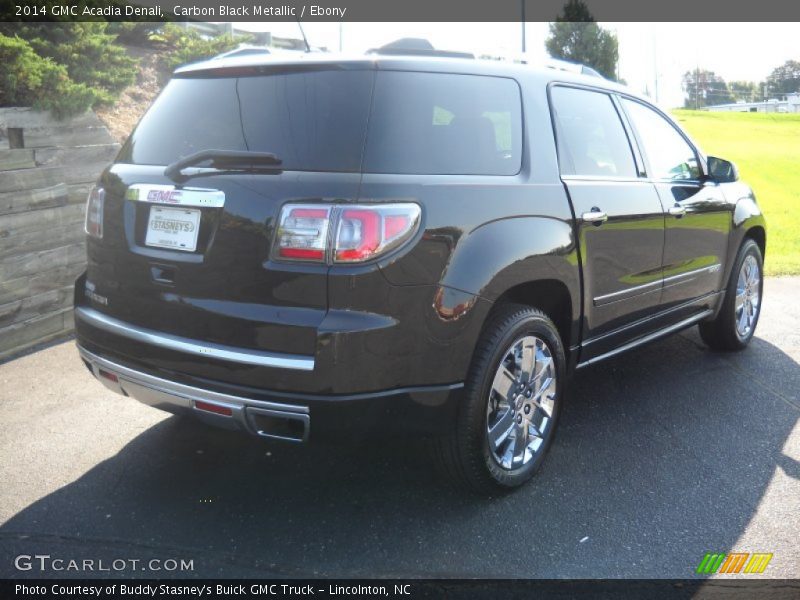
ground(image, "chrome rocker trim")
xmin=75 ymin=306 xmax=314 ymax=371
xmin=78 ymin=345 xmax=310 ymax=442
xmin=576 ymin=309 xmax=713 ymax=369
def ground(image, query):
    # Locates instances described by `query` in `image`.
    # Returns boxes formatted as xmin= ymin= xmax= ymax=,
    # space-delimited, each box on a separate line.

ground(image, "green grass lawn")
xmin=671 ymin=110 xmax=800 ymax=276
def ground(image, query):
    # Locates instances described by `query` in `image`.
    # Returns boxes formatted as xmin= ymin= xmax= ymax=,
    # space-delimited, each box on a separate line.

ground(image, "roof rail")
xmin=367 ymin=38 xmax=474 ymax=59
xmin=496 ymin=53 xmax=604 ymax=79
xmin=545 ymin=58 xmax=604 ymax=78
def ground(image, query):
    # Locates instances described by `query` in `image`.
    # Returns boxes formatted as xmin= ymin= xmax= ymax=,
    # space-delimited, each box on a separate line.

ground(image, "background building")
xmin=706 ymin=93 xmax=800 ymax=113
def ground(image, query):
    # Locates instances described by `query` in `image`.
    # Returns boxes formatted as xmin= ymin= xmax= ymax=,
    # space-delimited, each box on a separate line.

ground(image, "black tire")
xmin=699 ymin=238 xmax=764 ymax=351
xmin=434 ymin=303 xmax=566 ymax=494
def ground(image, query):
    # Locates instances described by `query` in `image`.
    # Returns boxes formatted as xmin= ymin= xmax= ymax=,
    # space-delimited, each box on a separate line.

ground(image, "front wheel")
xmin=699 ymin=238 xmax=764 ymax=351
xmin=434 ymin=304 xmax=565 ymax=493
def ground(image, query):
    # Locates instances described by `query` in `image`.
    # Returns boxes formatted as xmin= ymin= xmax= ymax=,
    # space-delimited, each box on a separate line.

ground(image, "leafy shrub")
xmin=107 ymin=23 xmax=162 ymax=46
xmin=0 ymin=34 xmax=96 ymax=118
xmin=4 ymin=23 xmax=138 ymax=105
xmin=149 ymin=24 xmax=252 ymax=71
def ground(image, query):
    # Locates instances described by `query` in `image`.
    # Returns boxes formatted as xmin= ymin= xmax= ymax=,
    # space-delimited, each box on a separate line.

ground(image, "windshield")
xmin=118 ymin=69 xmax=374 ymax=172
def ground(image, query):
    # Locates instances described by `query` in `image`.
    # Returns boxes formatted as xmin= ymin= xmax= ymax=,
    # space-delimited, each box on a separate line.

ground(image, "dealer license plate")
xmin=145 ymin=206 xmax=201 ymax=252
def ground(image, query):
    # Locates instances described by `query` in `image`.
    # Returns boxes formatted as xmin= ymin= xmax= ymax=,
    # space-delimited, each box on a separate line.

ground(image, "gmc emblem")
xmin=147 ymin=189 xmax=183 ymax=203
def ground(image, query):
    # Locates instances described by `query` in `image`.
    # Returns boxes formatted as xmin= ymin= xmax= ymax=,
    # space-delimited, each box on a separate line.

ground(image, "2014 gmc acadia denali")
xmin=74 ymin=51 xmax=766 ymax=492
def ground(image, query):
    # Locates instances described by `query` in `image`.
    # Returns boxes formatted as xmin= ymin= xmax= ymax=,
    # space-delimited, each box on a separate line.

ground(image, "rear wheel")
xmin=434 ymin=303 xmax=565 ymax=493
xmin=699 ymin=238 xmax=763 ymax=351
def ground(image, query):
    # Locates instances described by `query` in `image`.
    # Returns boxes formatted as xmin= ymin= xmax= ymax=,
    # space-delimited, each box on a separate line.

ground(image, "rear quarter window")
xmin=363 ymin=72 xmax=523 ymax=176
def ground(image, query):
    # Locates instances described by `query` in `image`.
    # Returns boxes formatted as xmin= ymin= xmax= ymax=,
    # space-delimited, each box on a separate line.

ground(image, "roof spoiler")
xmin=367 ymin=38 xmax=474 ymax=59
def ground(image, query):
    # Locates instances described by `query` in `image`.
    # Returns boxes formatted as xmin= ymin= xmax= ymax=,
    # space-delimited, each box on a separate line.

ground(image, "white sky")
xmin=236 ymin=21 xmax=800 ymax=109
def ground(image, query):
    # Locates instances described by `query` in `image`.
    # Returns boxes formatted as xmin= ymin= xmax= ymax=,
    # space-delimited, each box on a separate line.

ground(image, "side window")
xmin=550 ymin=86 xmax=637 ymax=178
xmin=364 ymin=72 xmax=522 ymax=176
xmin=621 ymin=99 xmax=701 ymax=181
xmin=432 ymin=106 xmax=511 ymax=154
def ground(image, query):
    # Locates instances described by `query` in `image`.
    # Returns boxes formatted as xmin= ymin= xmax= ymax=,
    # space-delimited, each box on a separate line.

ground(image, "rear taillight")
xmin=275 ymin=203 xmax=421 ymax=264
xmin=276 ymin=205 xmax=332 ymax=261
xmin=84 ymin=185 xmax=105 ymax=239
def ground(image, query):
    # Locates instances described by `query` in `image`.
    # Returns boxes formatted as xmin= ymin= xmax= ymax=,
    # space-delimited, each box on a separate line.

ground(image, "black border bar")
xmin=3 ymin=0 xmax=800 ymax=22
xmin=4 ymin=579 xmax=800 ymax=600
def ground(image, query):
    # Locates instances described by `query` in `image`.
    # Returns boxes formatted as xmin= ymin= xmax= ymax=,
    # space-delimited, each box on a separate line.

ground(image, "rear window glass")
xmin=118 ymin=70 xmax=373 ymax=172
xmin=119 ymin=69 xmax=523 ymax=176
xmin=364 ymin=72 xmax=523 ymax=175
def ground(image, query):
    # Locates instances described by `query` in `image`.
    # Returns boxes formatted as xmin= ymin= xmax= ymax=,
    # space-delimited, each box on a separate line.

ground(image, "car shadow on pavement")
xmin=1 ymin=329 xmax=798 ymax=578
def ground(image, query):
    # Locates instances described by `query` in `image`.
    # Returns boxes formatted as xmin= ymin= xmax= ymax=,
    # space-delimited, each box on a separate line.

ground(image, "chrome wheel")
xmin=735 ymin=255 xmax=761 ymax=339
xmin=486 ymin=335 xmax=557 ymax=470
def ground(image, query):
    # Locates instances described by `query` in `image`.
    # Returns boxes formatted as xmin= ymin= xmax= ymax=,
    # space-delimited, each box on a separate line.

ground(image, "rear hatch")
xmin=83 ymin=65 xmax=374 ymax=359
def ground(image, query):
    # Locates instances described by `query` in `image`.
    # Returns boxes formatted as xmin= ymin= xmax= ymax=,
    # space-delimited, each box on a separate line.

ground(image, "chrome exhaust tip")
xmin=246 ymin=407 xmax=310 ymax=443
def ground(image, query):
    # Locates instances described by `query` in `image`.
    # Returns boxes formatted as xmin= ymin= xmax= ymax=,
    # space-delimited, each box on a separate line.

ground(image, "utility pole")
xmin=652 ymin=26 xmax=659 ymax=103
xmin=521 ymin=0 xmax=526 ymax=53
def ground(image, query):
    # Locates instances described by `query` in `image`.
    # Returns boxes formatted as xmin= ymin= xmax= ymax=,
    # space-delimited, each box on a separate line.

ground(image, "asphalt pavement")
xmin=1 ymin=278 xmax=798 ymax=579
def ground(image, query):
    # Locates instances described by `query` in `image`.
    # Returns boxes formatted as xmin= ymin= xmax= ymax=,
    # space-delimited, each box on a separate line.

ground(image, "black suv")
xmin=75 ymin=52 xmax=766 ymax=492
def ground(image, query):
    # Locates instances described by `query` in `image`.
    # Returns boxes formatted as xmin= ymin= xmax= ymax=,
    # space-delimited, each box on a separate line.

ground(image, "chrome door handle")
xmin=668 ymin=204 xmax=686 ymax=218
xmin=582 ymin=208 xmax=608 ymax=225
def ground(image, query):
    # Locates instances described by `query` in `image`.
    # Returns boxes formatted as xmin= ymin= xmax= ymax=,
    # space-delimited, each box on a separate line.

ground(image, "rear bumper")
xmin=74 ymin=271 xmax=488 ymax=396
xmin=77 ymin=344 xmax=463 ymax=441
xmin=76 ymin=305 xmax=314 ymax=371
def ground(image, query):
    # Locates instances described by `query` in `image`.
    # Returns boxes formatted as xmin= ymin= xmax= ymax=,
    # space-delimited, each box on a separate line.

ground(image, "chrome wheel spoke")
xmin=511 ymin=422 xmax=528 ymax=461
xmin=532 ymin=340 xmax=543 ymax=373
xmin=738 ymin=302 xmax=749 ymax=333
xmin=536 ymin=379 xmax=556 ymax=417
xmin=488 ymin=407 xmax=515 ymax=450
xmin=747 ymin=258 xmax=758 ymax=284
xmin=500 ymin=439 xmax=516 ymax=469
xmin=531 ymin=348 xmax=553 ymax=395
xmin=520 ymin=341 xmax=535 ymax=382
xmin=491 ymin=365 xmax=516 ymax=402
xmin=531 ymin=405 xmax=550 ymax=437
xmin=735 ymin=289 xmax=746 ymax=312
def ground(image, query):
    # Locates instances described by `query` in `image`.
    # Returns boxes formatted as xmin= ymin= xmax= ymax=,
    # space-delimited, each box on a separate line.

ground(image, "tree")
xmin=545 ymin=0 xmax=619 ymax=80
xmin=728 ymin=80 xmax=758 ymax=103
xmin=682 ymin=69 xmax=733 ymax=108
xmin=766 ymin=60 xmax=800 ymax=96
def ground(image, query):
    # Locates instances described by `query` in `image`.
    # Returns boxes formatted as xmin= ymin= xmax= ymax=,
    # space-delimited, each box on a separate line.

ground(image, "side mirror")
xmin=706 ymin=156 xmax=738 ymax=183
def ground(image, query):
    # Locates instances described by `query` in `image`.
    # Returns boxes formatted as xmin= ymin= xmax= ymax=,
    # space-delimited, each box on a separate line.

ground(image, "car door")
xmin=549 ymin=85 xmax=666 ymax=361
xmin=620 ymin=98 xmax=731 ymax=317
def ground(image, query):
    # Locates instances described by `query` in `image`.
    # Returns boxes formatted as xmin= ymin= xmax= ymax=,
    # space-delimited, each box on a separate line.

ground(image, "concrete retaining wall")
xmin=0 ymin=107 xmax=119 ymax=360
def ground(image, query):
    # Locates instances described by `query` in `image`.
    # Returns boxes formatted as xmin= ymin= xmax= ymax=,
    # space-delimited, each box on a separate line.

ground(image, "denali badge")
xmin=126 ymin=184 xmax=225 ymax=208
xmin=84 ymin=280 xmax=108 ymax=306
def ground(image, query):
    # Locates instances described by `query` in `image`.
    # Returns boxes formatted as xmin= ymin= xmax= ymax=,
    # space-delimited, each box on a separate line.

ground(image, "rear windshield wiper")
xmin=164 ymin=150 xmax=282 ymax=180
